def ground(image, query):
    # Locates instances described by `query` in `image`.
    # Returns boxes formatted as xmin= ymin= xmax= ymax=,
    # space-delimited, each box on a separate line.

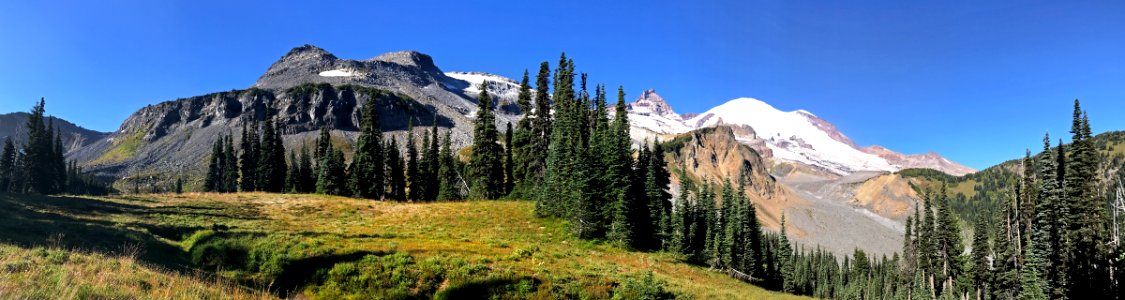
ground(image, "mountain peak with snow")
xmin=629 ymin=96 xmax=975 ymax=176
xmin=628 ymin=89 xmax=683 ymax=121
xmin=627 ymin=89 xmax=693 ymax=135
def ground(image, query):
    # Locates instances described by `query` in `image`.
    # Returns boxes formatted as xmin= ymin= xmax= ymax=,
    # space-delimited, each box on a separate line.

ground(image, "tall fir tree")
xmin=971 ymin=211 xmax=992 ymax=298
xmin=0 ymin=137 xmax=14 ymax=192
xmin=1029 ymin=133 xmax=1057 ymax=296
xmin=222 ymin=135 xmax=238 ymax=193
xmin=934 ymin=184 xmax=963 ymax=294
xmin=406 ymin=121 xmax=420 ymax=201
xmin=605 ymin=86 xmax=636 ymax=245
xmin=299 ymin=145 xmax=315 ymax=193
xmin=779 ymin=214 xmax=796 ymax=294
xmin=468 ymin=83 xmax=504 ymax=199
xmin=1064 ymin=100 xmax=1108 ymax=298
xmin=423 ymin=119 xmax=441 ymax=201
xmin=509 ymin=70 xmax=535 ymax=198
xmin=316 ymin=147 xmax=348 ymax=196
xmin=646 ymin=142 xmax=672 ymax=249
xmin=285 ymin=149 xmax=300 ymax=193
xmin=239 ymin=123 xmax=259 ymax=192
xmin=257 ymin=120 xmax=287 ymax=192
xmin=23 ymin=98 xmax=55 ymax=194
xmin=503 ymin=122 xmax=514 ymax=196
xmin=437 ymin=130 xmax=463 ymax=200
xmin=204 ymin=137 xmax=224 ymax=192
xmin=350 ymin=99 xmax=385 ymax=200
xmin=386 ymin=138 xmax=406 ymax=200
xmin=538 ymin=54 xmax=578 ymax=218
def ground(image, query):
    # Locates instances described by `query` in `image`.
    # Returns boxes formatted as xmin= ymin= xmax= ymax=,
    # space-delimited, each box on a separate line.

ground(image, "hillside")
xmin=0 ymin=112 xmax=108 ymax=153
xmin=0 ymin=192 xmax=807 ymax=299
xmin=896 ymin=130 xmax=1125 ymax=224
xmin=68 ymin=45 xmax=523 ymax=190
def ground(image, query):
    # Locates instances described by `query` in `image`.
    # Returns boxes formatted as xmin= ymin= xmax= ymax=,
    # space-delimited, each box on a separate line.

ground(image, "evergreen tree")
xmin=538 ymin=54 xmax=577 ymax=218
xmin=406 ymin=122 xmax=420 ymax=201
xmin=50 ymin=126 xmax=65 ymax=193
xmin=719 ymin=181 xmax=737 ymax=268
xmin=203 ymin=138 xmax=221 ymax=192
xmin=239 ymin=123 xmax=259 ymax=192
xmin=971 ymin=211 xmax=992 ymax=298
xmin=316 ymin=147 xmax=348 ymax=196
xmin=934 ymin=184 xmax=963 ymax=294
xmin=605 ymin=86 xmax=636 ymax=246
xmin=531 ymin=61 xmax=552 ymax=174
xmin=741 ymin=175 xmax=763 ymax=276
xmin=503 ymin=122 xmax=514 ymax=196
xmin=0 ymin=137 xmax=14 ymax=192
xmin=285 ymin=149 xmax=300 ymax=193
xmin=671 ymin=170 xmax=693 ymax=254
xmin=780 ymin=214 xmax=796 ymax=293
xmin=468 ymin=83 xmax=504 ymax=199
xmin=174 ymin=177 xmax=183 ymax=194
xmin=992 ymin=191 xmax=1020 ymax=300
xmin=23 ymin=98 xmax=55 ymax=194
xmin=256 ymin=119 xmax=286 ymax=192
xmin=422 ymin=120 xmax=440 ymax=201
xmin=350 ymin=100 xmax=385 ymax=199
xmin=437 ymin=130 xmax=463 ymax=200
xmin=222 ymin=135 xmax=238 ymax=193
xmin=298 ymin=145 xmax=314 ymax=193
xmin=386 ymin=138 xmax=406 ymax=200
xmin=510 ymin=70 xmax=535 ymax=198
xmin=629 ymin=143 xmax=657 ymax=249
xmin=1064 ymin=100 xmax=1108 ymax=298
xmin=646 ymin=142 xmax=672 ymax=249
xmin=1029 ymin=133 xmax=1057 ymax=296
xmin=315 ymin=126 xmax=332 ymax=162
xmin=919 ymin=191 xmax=936 ymax=281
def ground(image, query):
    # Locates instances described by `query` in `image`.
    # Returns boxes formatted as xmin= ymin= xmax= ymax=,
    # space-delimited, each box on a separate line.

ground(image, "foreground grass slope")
xmin=0 ymin=192 xmax=806 ymax=299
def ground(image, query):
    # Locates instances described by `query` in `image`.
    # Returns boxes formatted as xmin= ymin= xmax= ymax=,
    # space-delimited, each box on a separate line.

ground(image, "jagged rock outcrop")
xmin=665 ymin=126 xmax=795 ymax=230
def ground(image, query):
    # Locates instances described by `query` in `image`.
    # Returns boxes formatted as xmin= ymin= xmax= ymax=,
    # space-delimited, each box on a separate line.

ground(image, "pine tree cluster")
xmin=0 ymin=99 xmax=111 ymax=196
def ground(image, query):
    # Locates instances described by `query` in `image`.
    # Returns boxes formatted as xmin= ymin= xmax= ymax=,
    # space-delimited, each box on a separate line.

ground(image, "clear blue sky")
xmin=1 ymin=1 xmax=1123 ymax=170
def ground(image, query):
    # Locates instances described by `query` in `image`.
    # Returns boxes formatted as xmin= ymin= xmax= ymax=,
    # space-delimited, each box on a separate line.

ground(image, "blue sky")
xmin=0 ymin=1 xmax=1122 ymax=169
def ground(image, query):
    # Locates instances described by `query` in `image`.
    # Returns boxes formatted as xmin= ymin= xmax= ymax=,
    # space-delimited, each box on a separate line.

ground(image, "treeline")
xmin=0 ymin=99 xmax=112 ymax=196
xmin=203 ymin=103 xmax=465 ymax=202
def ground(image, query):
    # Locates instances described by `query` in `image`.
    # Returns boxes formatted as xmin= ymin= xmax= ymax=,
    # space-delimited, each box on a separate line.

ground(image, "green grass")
xmin=0 ymin=192 xmax=808 ymax=299
xmin=88 ymin=127 xmax=148 ymax=165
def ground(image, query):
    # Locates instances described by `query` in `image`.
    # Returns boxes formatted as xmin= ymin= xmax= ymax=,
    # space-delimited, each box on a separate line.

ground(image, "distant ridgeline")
xmin=0 ymin=99 xmax=112 ymax=195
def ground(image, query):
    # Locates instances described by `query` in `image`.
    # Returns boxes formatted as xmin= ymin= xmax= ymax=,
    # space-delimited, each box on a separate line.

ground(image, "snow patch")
xmin=318 ymin=69 xmax=355 ymax=77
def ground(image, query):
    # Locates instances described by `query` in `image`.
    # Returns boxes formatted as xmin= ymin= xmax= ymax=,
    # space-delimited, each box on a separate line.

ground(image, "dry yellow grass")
xmin=0 ymin=243 xmax=271 ymax=300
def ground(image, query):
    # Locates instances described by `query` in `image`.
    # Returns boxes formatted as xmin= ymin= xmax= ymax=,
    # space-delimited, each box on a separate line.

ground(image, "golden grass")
xmin=0 ymin=243 xmax=272 ymax=300
xmin=0 ymin=192 xmax=810 ymax=299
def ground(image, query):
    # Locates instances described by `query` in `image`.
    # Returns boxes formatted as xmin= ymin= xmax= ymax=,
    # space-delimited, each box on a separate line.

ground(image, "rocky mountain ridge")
xmin=67 ymin=45 xmax=522 ymax=187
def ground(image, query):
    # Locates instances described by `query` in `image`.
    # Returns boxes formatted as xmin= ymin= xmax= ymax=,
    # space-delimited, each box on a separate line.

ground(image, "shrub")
xmin=612 ymin=271 xmax=676 ymax=300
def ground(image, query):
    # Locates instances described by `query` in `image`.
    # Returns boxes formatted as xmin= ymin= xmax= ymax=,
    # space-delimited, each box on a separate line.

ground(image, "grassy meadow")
xmin=0 ymin=192 xmax=807 ymax=299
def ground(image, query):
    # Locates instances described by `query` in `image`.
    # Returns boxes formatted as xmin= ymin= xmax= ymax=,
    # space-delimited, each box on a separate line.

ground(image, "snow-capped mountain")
xmin=688 ymin=98 xmax=897 ymax=175
xmin=626 ymin=91 xmax=975 ymax=176
xmin=627 ymin=89 xmax=693 ymax=135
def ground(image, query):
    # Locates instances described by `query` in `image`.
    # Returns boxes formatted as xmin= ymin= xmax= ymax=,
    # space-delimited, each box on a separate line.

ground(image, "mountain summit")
xmin=630 ymin=95 xmax=975 ymax=176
